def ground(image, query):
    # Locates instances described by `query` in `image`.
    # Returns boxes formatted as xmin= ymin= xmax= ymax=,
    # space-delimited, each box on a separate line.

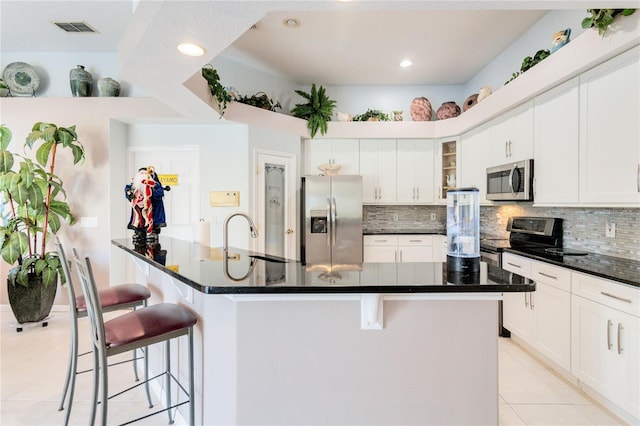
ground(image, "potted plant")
xmin=291 ymin=83 xmax=337 ymax=138
xmin=582 ymin=9 xmax=636 ymax=36
xmin=352 ymin=109 xmax=390 ymax=122
xmin=201 ymin=65 xmax=232 ymax=116
xmin=0 ymin=122 xmax=85 ymax=324
xmin=235 ymin=91 xmax=282 ymax=112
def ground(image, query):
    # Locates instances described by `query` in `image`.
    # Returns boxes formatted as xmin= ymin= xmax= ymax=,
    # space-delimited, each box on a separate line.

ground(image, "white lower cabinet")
xmin=503 ymin=255 xmax=572 ymax=371
xmin=571 ymin=272 xmax=640 ymax=422
xmin=363 ymin=235 xmax=434 ymax=263
xmin=532 ymin=262 xmax=572 ymax=371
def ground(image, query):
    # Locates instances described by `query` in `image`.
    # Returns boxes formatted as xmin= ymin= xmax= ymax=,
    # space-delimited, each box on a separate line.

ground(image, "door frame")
xmin=253 ymin=149 xmax=298 ymax=260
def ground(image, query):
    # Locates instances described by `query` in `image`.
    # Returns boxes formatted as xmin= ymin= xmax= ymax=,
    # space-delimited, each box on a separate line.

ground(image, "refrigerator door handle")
xmin=326 ymin=197 xmax=332 ymax=246
xmin=331 ymin=197 xmax=337 ymax=246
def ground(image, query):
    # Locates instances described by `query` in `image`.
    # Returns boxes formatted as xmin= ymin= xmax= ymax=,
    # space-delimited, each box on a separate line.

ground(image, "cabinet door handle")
xmin=399 ymin=250 xmax=403 ymax=263
xmin=637 ymin=163 xmax=639 ymax=193
xmin=507 ymin=262 xmax=522 ymax=268
xmin=524 ymin=292 xmax=529 ymax=307
xmin=416 ymin=187 xmax=419 ymax=199
xmin=538 ymin=272 xmax=558 ymax=280
xmin=530 ymin=292 xmax=534 ymax=310
xmin=618 ymin=323 xmax=624 ymax=354
xmin=395 ymin=251 xmax=398 ymax=263
xmin=509 ymin=140 xmax=513 ymax=157
xmin=505 ymin=141 xmax=509 ymax=157
xmin=600 ymin=291 xmax=632 ymax=304
xmin=607 ymin=319 xmax=613 ymax=350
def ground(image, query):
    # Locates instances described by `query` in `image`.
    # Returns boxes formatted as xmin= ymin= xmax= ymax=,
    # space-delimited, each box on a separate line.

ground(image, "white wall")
xmin=1 ymin=52 xmax=148 ymax=97
xmin=464 ymin=10 xmax=587 ymax=95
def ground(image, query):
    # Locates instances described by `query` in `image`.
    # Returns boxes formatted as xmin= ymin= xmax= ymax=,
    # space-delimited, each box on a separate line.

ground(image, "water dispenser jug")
xmin=446 ymin=188 xmax=480 ymax=273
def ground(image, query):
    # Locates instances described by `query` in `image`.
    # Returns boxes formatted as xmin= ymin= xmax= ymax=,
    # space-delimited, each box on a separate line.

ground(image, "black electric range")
xmin=480 ymin=216 xmax=566 ymax=261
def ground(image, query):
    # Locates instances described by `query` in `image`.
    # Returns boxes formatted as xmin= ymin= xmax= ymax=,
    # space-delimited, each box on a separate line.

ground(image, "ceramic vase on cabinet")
xmin=436 ymin=101 xmax=461 ymax=120
xmin=69 ymin=65 xmax=92 ymax=97
xmin=97 ymin=77 xmax=121 ymax=97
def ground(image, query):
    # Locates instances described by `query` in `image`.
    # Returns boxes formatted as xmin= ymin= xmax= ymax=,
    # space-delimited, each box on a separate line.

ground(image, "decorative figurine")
xmin=477 ymin=86 xmax=492 ymax=103
xmin=392 ymin=110 xmax=403 ymax=121
xmin=125 ymin=166 xmax=170 ymax=242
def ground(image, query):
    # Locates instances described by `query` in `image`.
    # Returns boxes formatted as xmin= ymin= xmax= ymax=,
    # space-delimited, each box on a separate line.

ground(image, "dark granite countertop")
xmin=504 ymin=248 xmax=640 ymax=288
xmin=363 ymin=229 xmax=445 ymax=235
xmin=112 ymin=237 xmax=533 ymax=295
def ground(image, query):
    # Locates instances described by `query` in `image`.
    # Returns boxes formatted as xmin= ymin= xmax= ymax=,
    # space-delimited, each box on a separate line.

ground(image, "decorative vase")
xmin=410 ymin=97 xmax=432 ymax=121
xmin=97 ymin=77 xmax=121 ymax=97
xmin=69 ymin=65 xmax=92 ymax=97
xmin=463 ymin=94 xmax=479 ymax=112
xmin=436 ymin=101 xmax=461 ymax=120
xmin=7 ymin=274 xmax=58 ymax=324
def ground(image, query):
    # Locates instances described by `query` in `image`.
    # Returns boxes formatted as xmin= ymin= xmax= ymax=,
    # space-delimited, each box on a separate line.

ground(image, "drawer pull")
xmin=408 ymin=240 xmax=422 ymax=243
xmin=600 ymin=292 xmax=632 ymax=304
xmin=618 ymin=323 xmax=624 ymax=355
xmin=374 ymin=240 xmax=388 ymax=243
xmin=538 ymin=272 xmax=558 ymax=280
xmin=507 ymin=262 xmax=522 ymax=268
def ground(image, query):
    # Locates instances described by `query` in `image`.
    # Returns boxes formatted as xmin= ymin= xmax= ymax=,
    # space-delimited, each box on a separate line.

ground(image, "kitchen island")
xmin=112 ymin=237 xmax=534 ymax=425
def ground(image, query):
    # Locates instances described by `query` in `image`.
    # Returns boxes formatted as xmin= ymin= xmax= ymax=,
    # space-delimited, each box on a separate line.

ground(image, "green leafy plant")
xmin=505 ymin=49 xmax=551 ymax=85
xmin=582 ymin=9 xmax=636 ymax=36
xmin=352 ymin=109 xmax=390 ymax=122
xmin=235 ymin=92 xmax=282 ymax=112
xmin=0 ymin=78 xmax=7 ymax=90
xmin=201 ymin=65 xmax=232 ymax=116
xmin=291 ymin=84 xmax=337 ymax=138
xmin=0 ymin=122 xmax=85 ymax=287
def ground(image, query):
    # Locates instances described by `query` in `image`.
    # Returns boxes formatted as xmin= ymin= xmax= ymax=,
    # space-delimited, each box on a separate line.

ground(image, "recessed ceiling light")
xmin=283 ymin=18 xmax=300 ymax=29
xmin=177 ymin=43 xmax=205 ymax=57
xmin=400 ymin=59 xmax=413 ymax=68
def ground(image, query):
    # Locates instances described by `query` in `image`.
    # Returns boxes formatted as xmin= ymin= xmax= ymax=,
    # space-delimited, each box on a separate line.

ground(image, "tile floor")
xmin=0 ymin=308 xmax=627 ymax=426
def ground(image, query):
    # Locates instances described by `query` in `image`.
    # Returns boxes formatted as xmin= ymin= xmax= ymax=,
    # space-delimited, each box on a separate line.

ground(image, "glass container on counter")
xmin=446 ymin=187 xmax=480 ymax=273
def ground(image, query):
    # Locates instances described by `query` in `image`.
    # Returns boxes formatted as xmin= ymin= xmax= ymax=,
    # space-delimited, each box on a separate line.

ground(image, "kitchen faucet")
xmin=223 ymin=212 xmax=258 ymax=255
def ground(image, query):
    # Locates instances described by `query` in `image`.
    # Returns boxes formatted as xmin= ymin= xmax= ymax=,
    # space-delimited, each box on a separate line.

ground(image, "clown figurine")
xmin=125 ymin=166 xmax=168 ymax=243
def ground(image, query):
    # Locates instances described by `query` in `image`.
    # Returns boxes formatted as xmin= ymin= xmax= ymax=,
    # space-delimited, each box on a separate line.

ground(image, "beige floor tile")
xmin=510 ymin=403 xmax=598 ymax=425
xmin=500 ymin=402 xmax=527 ymax=426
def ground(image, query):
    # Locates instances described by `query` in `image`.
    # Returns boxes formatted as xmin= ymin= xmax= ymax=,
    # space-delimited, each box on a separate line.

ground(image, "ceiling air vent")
xmin=53 ymin=22 xmax=97 ymax=33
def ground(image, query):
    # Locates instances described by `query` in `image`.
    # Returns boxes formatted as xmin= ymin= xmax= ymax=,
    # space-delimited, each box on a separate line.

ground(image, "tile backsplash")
xmin=364 ymin=204 xmax=640 ymax=261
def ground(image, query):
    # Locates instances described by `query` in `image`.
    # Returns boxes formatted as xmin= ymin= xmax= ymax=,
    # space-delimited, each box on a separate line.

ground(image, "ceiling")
xmin=1 ymin=1 xmax=637 ymax=121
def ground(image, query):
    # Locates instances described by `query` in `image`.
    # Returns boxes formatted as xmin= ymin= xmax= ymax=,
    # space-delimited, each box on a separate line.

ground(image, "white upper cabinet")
xmin=396 ymin=139 xmax=435 ymax=204
xmin=579 ymin=45 xmax=640 ymax=205
xmin=533 ymin=77 xmax=580 ymax=205
xmin=490 ymin=101 xmax=534 ymax=164
xmin=304 ymin=138 xmax=360 ymax=175
xmin=460 ymin=122 xmax=492 ymax=205
xmin=360 ymin=139 xmax=397 ymax=203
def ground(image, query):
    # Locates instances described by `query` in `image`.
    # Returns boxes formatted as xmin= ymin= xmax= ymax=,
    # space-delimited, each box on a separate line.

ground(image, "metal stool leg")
xmin=166 ymin=340 xmax=174 ymax=424
xmin=189 ymin=327 xmax=195 ymax=426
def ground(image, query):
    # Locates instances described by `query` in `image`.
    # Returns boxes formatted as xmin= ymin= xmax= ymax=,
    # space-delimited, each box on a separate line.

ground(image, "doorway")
xmin=254 ymin=150 xmax=297 ymax=260
xmin=128 ymin=147 xmax=200 ymax=241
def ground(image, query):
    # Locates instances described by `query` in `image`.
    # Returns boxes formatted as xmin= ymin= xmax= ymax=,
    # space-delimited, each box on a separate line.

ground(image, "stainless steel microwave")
xmin=486 ymin=159 xmax=534 ymax=201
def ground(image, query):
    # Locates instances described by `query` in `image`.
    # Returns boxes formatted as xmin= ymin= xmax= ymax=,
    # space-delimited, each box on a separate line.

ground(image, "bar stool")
xmin=72 ymin=251 xmax=197 ymax=426
xmin=55 ymin=241 xmax=152 ymax=425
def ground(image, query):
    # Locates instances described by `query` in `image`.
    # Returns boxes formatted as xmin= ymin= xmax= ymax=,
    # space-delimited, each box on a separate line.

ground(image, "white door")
xmin=128 ymin=147 xmax=200 ymax=241
xmin=254 ymin=150 xmax=297 ymax=260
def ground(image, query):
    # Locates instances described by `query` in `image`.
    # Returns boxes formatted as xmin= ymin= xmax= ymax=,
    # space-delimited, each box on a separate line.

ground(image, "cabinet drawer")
xmin=363 ymin=235 xmax=398 ymax=246
xmin=531 ymin=260 xmax=571 ymax=292
xmin=502 ymin=253 xmax=532 ymax=278
xmin=572 ymin=271 xmax=639 ymax=317
xmin=398 ymin=235 xmax=433 ymax=246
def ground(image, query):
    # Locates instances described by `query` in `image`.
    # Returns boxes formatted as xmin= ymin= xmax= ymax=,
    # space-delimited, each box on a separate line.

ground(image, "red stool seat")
xmin=104 ymin=304 xmax=197 ymax=350
xmin=75 ymin=284 xmax=151 ymax=312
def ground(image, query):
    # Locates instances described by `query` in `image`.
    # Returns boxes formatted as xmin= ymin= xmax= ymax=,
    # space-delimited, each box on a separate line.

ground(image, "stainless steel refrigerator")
xmin=301 ymin=175 xmax=363 ymax=265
